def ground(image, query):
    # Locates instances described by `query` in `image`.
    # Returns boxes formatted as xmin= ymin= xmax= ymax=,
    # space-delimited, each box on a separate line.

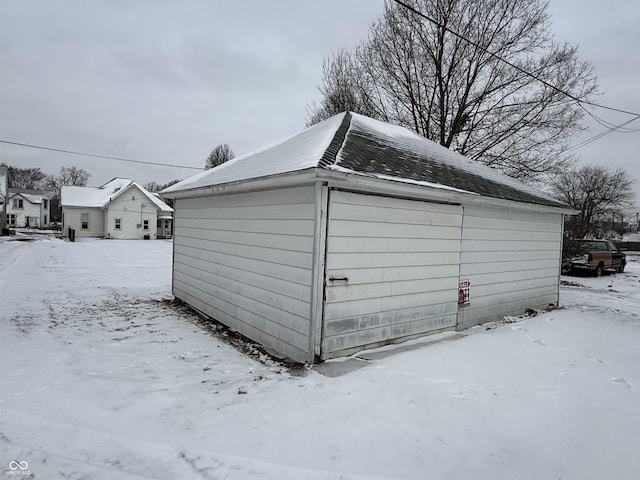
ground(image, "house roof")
xmin=7 ymin=188 xmax=56 ymax=204
xmin=8 ymin=192 xmax=44 ymax=204
xmin=62 ymin=178 xmax=173 ymax=212
xmin=164 ymin=113 xmax=345 ymax=193
xmin=20 ymin=193 xmax=43 ymax=204
xmin=163 ymin=112 xmax=567 ymax=209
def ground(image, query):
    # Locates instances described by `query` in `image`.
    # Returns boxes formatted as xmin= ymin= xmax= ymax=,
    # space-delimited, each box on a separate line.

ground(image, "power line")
xmin=580 ymin=106 xmax=640 ymax=134
xmin=563 ymin=114 xmax=640 ymax=154
xmin=0 ymin=139 xmax=202 ymax=171
xmin=391 ymin=0 xmax=640 ymax=118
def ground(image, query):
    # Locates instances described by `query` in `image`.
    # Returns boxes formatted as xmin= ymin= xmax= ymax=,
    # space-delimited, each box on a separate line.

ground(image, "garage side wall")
xmin=172 ymin=186 xmax=316 ymax=362
xmin=458 ymin=205 xmax=562 ymax=328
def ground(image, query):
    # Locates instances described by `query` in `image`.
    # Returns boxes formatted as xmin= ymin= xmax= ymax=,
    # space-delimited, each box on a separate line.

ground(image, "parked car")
xmin=563 ymin=239 xmax=626 ymax=276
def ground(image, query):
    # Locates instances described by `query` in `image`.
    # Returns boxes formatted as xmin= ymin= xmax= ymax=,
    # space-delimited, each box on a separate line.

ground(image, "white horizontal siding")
xmin=172 ymin=186 xmax=316 ymax=362
xmin=174 ymin=224 xmax=313 ymax=253
xmin=322 ymin=191 xmax=463 ymax=358
xmin=458 ymin=205 xmax=562 ymax=328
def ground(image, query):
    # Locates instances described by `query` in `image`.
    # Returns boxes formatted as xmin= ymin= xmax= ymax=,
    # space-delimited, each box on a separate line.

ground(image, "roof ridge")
xmin=317 ymin=112 xmax=352 ymax=169
xmin=100 ymin=177 xmax=131 ymax=189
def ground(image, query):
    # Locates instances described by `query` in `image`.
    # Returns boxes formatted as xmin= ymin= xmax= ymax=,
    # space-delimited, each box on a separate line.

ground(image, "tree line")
xmin=2 ymin=164 xmax=90 ymax=195
xmin=2 ymin=163 xmax=188 ymax=195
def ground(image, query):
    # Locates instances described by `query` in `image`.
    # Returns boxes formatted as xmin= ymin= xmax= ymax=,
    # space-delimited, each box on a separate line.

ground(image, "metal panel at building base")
xmin=322 ymin=190 xmax=463 ymax=359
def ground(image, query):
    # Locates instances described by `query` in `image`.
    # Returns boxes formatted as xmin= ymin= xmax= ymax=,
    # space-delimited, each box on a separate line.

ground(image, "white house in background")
xmin=61 ymin=178 xmax=173 ymax=240
xmin=163 ymin=112 xmax=576 ymax=364
xmin=5 ymin=189 xmax=54 ymax=228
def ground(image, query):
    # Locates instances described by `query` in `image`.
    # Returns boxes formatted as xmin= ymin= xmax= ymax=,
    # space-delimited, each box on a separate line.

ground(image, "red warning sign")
xmin=458 ymin=280 xmax=470 ymax=307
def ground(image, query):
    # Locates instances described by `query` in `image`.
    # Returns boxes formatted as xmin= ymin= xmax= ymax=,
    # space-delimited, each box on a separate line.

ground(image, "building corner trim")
xmin=308 ymin=181 xmax=329 ymax=364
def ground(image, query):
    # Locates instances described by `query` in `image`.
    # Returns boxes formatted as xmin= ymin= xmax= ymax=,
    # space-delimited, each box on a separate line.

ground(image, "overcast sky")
xmin=1 ymin=0 xmax=639 ymax=211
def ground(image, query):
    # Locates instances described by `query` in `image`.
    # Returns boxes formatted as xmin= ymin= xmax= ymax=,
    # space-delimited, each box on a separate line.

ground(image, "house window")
xmin=81 ymin=213 xmax=89 ymax=229
xmin=43 ymin=199 xmax=49 ymax=209
xmin=44 ymin=215 xmax=48 ymax=225
xmin=13 ymin=198 xmax=23 ymax=209
xmin=7 ymin=214 xmax=16 ymax=226
xmin=115 ymin=218 xmax=121 ymax=230
xmin=143 ymin=220 xmax=149 ymax=230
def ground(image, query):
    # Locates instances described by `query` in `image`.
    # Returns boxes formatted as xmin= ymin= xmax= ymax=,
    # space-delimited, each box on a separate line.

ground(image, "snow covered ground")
xmin=1 ymin=237 xmax=639 ymax=479
xmin=623 ymin=232 xmax=640 ymax=242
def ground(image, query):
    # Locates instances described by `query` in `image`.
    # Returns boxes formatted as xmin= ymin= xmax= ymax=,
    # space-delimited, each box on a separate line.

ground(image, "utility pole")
xmin=0 ymin=165 xmax=7 ymax=235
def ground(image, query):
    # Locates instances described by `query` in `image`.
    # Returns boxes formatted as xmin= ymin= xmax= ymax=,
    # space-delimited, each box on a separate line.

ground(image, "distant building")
xmin=61 ymin=178 xmax=173 ymax=240
xmin=5 ymin=188 xmax=55 ymax=228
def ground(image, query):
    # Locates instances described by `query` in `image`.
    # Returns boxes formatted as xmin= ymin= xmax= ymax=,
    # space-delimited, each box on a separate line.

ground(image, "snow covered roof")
xmin=62 ymin=178 xmax=173 ymax=212
xmin=21 ymin=193 xmax=44 ymax=204
xmin=7 ymin=188 xmax=56 ymax=204
xmin=9 ymin=192 xmax=43 ymax=204
xmin=164 ymin=114 xmax=345 ymax=194
xmin=163 ymin=112 xmax=567 ymax=209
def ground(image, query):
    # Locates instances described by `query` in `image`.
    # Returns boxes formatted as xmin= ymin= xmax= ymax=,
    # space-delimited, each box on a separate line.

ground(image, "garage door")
xmin=322 ymin=190 xmax=463 ymax=358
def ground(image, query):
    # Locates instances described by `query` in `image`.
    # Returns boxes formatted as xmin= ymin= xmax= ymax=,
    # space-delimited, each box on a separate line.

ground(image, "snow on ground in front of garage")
xmin=1 ymin=237 xmax=639 ymax=480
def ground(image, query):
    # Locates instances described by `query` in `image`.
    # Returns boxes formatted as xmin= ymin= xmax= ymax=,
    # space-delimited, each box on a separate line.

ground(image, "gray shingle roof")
xmin=164 ymin=112 xmax=567 ymax=209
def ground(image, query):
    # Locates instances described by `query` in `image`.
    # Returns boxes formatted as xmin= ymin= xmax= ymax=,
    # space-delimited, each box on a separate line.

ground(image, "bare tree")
xmin=58 ymin=166 xmax=90 ymax=187
xmin=205 ymin=144 xmax=235 ymax=170
xmin=552 ymin=165 xmax=635 ymax=239
xmin=2 ymin=164 xmax=47 ymax=189
xmin=308 ymin=0 xmax=597 ymax=182
xmin=44 ymin=166 xmax=90 ymax=197
xmin=144 ymin=179 xmax=181 ymax=192
xmin=306 ymin=49 xmax=378 ymax=126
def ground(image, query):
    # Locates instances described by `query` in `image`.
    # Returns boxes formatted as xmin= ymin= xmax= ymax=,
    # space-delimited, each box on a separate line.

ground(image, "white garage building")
xmin=163 ymin=112 xmax=572 ymax=363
